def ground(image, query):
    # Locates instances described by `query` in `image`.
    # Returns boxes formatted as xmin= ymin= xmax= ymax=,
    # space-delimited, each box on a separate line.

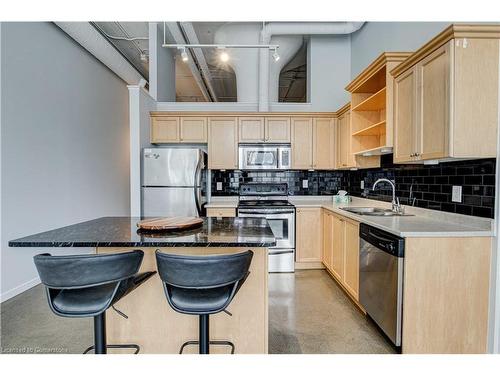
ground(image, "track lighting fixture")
xmin=180 ymin=47 xmax=189 ymax=62
xmin=272 ymin=50 xmax=280 ymax=62
xmin=219 ymin=50 xmax=230 ymax=62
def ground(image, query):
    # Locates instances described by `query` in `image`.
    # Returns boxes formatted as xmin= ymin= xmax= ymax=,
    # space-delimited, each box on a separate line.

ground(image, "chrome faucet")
xmin=372 ymin=178 xmax=402 ymax=213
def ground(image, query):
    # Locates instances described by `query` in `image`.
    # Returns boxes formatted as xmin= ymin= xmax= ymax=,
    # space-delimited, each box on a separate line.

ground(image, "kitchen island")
xmin=9 ymin=216 xmax=275 ymax=354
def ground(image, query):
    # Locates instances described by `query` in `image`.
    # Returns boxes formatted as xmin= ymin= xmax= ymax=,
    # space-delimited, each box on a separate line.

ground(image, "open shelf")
xmin=352 ymin=120 xmax=386 ymax=137
xmin=351 ymin=87 xmax=386 ymax=112
xmin=353 ymin=145 xmax=393 ymax=157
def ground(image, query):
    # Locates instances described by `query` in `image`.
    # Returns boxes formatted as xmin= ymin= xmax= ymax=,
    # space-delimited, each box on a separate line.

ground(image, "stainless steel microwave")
xmin=238 ymin=145 xmax=291 ymax=170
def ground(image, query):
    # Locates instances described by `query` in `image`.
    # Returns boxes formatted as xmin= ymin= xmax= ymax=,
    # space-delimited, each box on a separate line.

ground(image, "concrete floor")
xmin=1 ymin=270 xmax=395 ymax=354
xmin=269 ymin=270 xmax=395 ymax=354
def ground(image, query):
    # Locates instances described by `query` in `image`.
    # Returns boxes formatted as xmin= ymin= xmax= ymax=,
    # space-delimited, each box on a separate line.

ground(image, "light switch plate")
xmin=360 ymin=180 xmax=365 ymax=189
xmin=302 ymin=179 xmax=309 ymax=189
xmin=216 ymin=182 xmax=223 ymax=191
xmin=452 ymin=185 xmax=462 ymax=203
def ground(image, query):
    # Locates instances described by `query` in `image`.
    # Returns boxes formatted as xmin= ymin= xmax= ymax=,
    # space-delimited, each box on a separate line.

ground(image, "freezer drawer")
xmin=142 ymin=187 xmax=199 ymax=217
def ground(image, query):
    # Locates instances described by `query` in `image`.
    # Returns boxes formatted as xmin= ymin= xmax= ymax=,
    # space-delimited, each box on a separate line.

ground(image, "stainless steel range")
xmin=237 ymin=183 xmax=295 ymax=273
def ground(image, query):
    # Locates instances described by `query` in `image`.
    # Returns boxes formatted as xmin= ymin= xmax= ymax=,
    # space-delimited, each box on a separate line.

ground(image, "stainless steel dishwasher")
xmin=359 ymin=223 xmax=404 ymax=347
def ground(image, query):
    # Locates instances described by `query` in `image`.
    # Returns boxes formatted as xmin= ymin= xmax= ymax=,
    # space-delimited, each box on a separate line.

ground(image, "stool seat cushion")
xmin=169 ymin=285 xmax=234 ymax=314
xmin=52 ymin=283 xmax=117 ymax=315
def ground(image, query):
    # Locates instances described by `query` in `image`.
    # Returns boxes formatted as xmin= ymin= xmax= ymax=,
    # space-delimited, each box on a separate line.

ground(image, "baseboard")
xmin=295 ymin=261 xmax=325 ymax=270
xmin=0 ymin=276 xmax=40 ymax=303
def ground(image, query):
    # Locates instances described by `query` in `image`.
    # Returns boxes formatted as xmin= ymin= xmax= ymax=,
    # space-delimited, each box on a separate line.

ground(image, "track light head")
xmin=219 ymin=50 xmax=229 ymax=62
xmin=180 ymin=47 xmax=189 ymax=62
xmin=272 ymin=50 xmax=280 ymax=62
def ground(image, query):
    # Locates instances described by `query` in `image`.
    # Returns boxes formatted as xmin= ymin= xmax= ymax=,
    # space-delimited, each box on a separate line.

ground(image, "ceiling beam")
xmin=165 ymin=22 xmax=213 ymax=102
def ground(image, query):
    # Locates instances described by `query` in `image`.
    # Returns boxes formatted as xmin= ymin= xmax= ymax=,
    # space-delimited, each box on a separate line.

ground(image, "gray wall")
xmin=309 ymin=35 xmax=351 ymax=111
xmin=0 ymin=22 xmax=130 ymax=301
xmin=149 ymin=22 xmax=175 ymax=101
xmin=350 ymin=22 xmax=450 ymax=78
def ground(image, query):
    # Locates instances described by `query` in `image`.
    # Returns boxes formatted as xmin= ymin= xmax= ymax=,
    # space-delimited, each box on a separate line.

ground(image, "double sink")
xmin=340 ymin=207 xmax=413 ymax=217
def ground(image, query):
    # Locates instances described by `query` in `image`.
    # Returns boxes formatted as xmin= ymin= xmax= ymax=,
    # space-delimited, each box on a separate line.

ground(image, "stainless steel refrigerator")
xmin=142 ymin=148 xmax=206 ymax=217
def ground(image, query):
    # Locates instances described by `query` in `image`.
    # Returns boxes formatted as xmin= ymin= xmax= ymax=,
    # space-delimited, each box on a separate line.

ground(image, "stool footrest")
xmin=83 ymin=344 xmax=140 ymax=354
xmin=179 ymin=340 xmax=235 ymax=354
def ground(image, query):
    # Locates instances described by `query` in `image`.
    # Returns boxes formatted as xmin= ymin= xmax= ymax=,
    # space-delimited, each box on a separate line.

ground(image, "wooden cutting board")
xmin=136 ymin=217 xmax=203 ymax=231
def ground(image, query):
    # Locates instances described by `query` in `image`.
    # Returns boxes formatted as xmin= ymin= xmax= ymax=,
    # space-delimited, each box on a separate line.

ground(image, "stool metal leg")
xmin=94 ymin=313 xmax=107 ymax=354
xmin=179 ymin=340 xmax=235 ymax=354
xmin=83 ymin=344 xmax=140 ymax=354
xmin=199 ymin=314 xmax=209 ymax=354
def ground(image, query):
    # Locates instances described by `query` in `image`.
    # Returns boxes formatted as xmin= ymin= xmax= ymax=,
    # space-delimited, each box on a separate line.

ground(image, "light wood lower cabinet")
xmin=330 ymin=213 xmax=344 ymax=281
xmin=208 ymin=117 xmax=238 ymax=169
xmin=295 ymin=208 xmax=323 ymax=266
xmin=321 ymin=209 xmax=360 ymax=302
xmin=206 ymin=207 xmax=236 ymax=217
xmin=343 ymin=219 xmax=360 ymax=300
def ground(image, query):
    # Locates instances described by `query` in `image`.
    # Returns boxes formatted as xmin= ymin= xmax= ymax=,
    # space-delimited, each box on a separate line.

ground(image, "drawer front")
xmin=206 ymin=207 xmax=236 ymax=217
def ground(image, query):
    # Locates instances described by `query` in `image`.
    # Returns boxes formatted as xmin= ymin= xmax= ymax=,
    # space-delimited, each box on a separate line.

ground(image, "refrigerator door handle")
xmin=194 ymin=153 xmax=203 ymax=216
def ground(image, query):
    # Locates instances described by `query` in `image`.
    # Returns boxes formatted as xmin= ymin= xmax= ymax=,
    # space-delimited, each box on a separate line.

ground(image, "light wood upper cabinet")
xmin=291 ymin=117 xmax=336 ymax=170
xmin=393 ymin=67 xmax=417 ymax=163
xmin=418 ymin=43 xmax=450 ymax=160
xmin=313 ymin=118 xmax=335 ymax=169
xmin=151 ymin=116 xmax=207 ymax=143
xmin=239 ymin=117 xmax=265 ymax=143
xmin=391 ymin=27 xmax=500 ymax=163
xmin=208 ymin=117 xmax=238 ymax=169
xmin=336 ymin=110 xmax=354 ymax=169
xmin=291 ymin=118 xmax=314 ymax=169
xmin=296 ymin=207 xmax=323 ymax=263
xmin=151 ymin=117 xmax=179 ymax=143
xmin=265 ymin=117 xmax=291 ymax=143
xmin=343 ymin=219 xmax=360 ymax=300
xmin=180 ymin=117 xmax=207 ymax=143
xmin=238 ymin=117 xmax=290 ymax=143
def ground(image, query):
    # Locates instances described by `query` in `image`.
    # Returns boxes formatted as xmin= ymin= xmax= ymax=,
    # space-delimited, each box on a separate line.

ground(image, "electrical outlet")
xmin=360 ymin=180 xmax=365 ymax=189
xmin=302 ymin=179 xmax=309 ymax=189
xmin=452 ymin=185 xmax=462 ymax=203
xmin=216 ymin=182 xmax=223 ymax=191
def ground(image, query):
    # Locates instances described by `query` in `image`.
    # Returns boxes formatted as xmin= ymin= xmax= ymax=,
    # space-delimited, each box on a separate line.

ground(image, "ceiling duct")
xmin=258 ymin=22 xmax=365 ymax=111
xmin=55 ymin=22 xmax=146 ymax=85
xmin=214 ymin=23 xmax=302 ymax=104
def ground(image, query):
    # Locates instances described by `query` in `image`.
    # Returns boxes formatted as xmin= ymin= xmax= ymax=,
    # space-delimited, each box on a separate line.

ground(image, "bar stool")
xmin=155 ymin=250 xmax=253 ymax=354
xmin=33 ymin=250 xmax=155 ymax=354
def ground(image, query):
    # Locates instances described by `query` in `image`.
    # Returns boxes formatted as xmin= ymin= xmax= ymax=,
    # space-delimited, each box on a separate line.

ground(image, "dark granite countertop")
xmin=8 ymin=217 xmax=276 ymax=248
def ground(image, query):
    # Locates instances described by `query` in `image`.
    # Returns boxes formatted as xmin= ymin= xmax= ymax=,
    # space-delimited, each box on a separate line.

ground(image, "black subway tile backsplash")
xmin=211 ymin=157 xmax=496 ymax=219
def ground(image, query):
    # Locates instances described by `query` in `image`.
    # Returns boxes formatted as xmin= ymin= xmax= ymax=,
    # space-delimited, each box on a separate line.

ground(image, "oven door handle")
xmin=238 ymin=210 xmax=295 ymax=215
xmin=269 ymin=250 xmax=294 ymax=255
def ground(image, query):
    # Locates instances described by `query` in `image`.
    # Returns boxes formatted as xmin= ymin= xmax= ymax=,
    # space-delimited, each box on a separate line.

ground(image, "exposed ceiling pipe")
xmin=258 ymin=22 xmax=365 ymax=111
xmin=179 ymin=22 xmax=219 ymax=102
xmin=165 ymin=22 xmax=213 ymax=102
xmin=54 ymin=22 xmax=146 ymax=85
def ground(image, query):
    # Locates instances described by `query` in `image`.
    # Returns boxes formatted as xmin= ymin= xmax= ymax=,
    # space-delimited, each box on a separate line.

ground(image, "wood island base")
xmin=97 ymin=247 xmax=269 ymax=354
